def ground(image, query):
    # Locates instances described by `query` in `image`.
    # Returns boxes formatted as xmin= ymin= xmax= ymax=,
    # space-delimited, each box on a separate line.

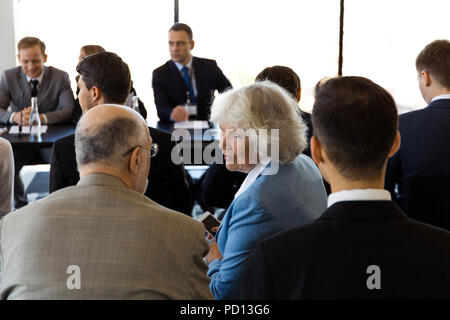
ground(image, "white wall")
xmin=0 ymin=0 xmax=16 ymax=73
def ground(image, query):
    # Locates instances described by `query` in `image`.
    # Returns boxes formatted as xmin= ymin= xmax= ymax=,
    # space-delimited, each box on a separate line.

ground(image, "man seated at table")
xmin=0 ymin=104 xmax=212 ymax=299
xmin=0 ymin=36 xmax=74 ymax=208
xmin=0 ymin=138 xmax=14 ymax=217
xmin=243 ymin=76 xmax=450 ymax=299
xmin=152 ymin=23 xmax=232 ymax=122
xmin=50 ymin=52 xmax=193 ymax=215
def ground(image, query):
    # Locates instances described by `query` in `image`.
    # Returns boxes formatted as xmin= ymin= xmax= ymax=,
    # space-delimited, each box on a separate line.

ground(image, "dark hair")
xmin=169 ymin=23 xmax=193 ymax=41
xmin=255 ymin=66 xmax=301 ymax=99
xmin=18 ymin=37 xmax=46 ymax=55
xmin=312 ymin=76 xmax=398 ymax=180
xmin=416 ymin=39 xmax=450 ymax=89
xmin=76 ymin=52 xmax=131 ymax=104
xmin=80 ymin=45 xmax=106 ymax=56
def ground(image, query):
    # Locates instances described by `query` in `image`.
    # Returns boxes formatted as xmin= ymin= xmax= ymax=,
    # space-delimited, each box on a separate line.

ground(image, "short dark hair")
xmin=169 ymin=23 xmax=193 ymax=41
xmin=312 ymin=76 xmax=398 ymax=180
xmin=416 ymin=39 xmax=450 ymax=89
xmin=18 ymin=37 xmax=46 ymax=55
xmin=255 ymin=66 xmax=301 ymax=99
xmin=76 ymin=52 xmax=131 ymax=104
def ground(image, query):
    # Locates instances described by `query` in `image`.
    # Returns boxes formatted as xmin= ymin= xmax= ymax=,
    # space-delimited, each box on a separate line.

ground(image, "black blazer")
xmin=152 ymin=57 xmax=232 ymax=122
xmin=244 ymin=201 xmax=450 ymax=299
xmin=385 ymin=99 xmax=450 ymax=212
xmin=50 ymin=127 xmax=193 ymax=215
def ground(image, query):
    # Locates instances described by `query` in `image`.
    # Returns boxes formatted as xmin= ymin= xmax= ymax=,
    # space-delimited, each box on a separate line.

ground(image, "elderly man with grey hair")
xmin=0 ymin=137 xmax=14 ymax=217
xmin=0 ymin=105 xmax=213 ymax=300
xmin=205 ymin=81 xmax=328 ymax=299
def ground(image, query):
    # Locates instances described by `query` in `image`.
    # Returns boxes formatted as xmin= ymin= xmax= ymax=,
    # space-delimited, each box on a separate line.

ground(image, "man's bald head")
xmin=75 ymin=104 xmax=150 ymax=170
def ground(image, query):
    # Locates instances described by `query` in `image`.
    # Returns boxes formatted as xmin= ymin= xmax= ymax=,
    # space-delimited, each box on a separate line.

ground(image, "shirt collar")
xmin=431 ymin=94 xmax=450 ymax=102
xmin=174 ymin=56 xmax=193 ymax=72
xmin=234 ymin=158 xmax=271 ymax=199
xmin=26 ymin=69 xmax=44 ymax=84
xmin=327 ymin=189 xmax=391 ymax=208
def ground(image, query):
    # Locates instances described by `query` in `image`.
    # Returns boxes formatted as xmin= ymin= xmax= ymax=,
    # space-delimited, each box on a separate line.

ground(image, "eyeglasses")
xmin=122 ymin=143 xmax=159 ymax=158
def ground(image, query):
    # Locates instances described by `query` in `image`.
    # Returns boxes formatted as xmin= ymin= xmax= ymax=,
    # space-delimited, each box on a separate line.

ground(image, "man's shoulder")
xmin=153 ymin=60 xmax=174 ymax=74
xmin=193 ymin=56 xmax=217 ymax=65
xmin=2 ymin=66 xmax=22 ymax=79
xmin=44 ymin=66 xmax=70 ymax=79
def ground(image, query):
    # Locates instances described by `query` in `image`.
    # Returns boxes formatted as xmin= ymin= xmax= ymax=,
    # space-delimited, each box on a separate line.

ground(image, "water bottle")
xmin=132 ymin=96 xmax=140 ymax=113
xmin=29 ymin=97 xmax=41 ymax=136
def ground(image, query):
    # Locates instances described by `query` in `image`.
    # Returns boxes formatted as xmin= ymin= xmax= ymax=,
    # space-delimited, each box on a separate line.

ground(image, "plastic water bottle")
xmin=29 ymin=97 xmax=41 ymax=136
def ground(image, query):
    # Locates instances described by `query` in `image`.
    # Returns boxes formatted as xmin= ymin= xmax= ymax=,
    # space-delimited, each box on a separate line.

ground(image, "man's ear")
xmin=310 ymin=136 xmax=324 ymax=166
xmin=43 ymin=54 xmax=48 ymax=63
xmin=90 ymin=86 xmax=102 ymax=103
xmin=388 ymin=131 xmax=401 ymax=158
xmin=422 ymin=70 xmax=431 ymax=87
xmin=296 ymin=88 xmax=301 ymax=103
xmin=128 ymin=146 xmax=142 ymax=174
xmin=190 ymin=40 xmax=195 ymax=51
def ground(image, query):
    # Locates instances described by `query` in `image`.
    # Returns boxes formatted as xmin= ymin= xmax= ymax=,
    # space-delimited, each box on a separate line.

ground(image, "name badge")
xmin=185 ymin=103 xmax=198 ymax=116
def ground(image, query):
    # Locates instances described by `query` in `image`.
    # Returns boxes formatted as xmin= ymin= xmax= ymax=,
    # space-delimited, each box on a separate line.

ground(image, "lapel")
xmin=191 ymin=57 xmax=203 ymax=97
xmin=169 ymin=60 xmax=188 ymax=92
xmin=38 ymin=66 xmax=50 ymax=100
xmin=18 ymin=68 xmax=31 ymax=107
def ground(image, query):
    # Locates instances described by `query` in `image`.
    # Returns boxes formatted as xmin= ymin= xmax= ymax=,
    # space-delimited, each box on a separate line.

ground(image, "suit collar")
xmin=320 ymin=200 xmax=407 ymax=220
xmin=18 ymin=66 xmax=50 ymax=100
xmin=428 ymin=98 xmax=450 ymax=109
xmin=77 ymin=173 xmax=128 ymax=189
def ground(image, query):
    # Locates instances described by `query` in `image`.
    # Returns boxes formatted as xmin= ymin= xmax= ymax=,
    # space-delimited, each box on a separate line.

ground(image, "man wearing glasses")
xmin=0 ymin=104 xmax=213 ymax=299
xmin=50 ymin=52 xmax=193 ymax=214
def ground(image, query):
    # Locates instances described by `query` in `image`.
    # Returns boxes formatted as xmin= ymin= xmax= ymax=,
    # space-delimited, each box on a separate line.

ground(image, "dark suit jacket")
xmin=0 ymin=66 xmax=74 ymax=124
xmin=50 ymin=127 xmax=193 ymax=215
xmin=244 ymin=200 xmax=450 ymax=299
xmin=385 ymin=99 xmax=450 ymax=212
xmin=152 ymin=57 xmax=232 ymax=122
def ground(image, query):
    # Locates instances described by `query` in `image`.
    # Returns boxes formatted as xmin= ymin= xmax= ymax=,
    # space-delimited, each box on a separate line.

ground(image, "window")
xmin=344 ymin=0 xmax=450 ymax=113
xmin=179 ymin=0 xmax=340 ymax=112
xmin=13 ymin=0 xmax=173 ymax=120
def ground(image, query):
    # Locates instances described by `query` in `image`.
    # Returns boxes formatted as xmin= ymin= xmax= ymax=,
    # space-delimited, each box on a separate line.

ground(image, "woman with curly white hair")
xmin=205 ymin=81 xmax=327 ymax=299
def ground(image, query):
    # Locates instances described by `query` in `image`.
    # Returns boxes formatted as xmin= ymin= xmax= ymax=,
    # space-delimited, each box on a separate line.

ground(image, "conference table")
xmin=0 ymin=119 xmax=220 ymax=165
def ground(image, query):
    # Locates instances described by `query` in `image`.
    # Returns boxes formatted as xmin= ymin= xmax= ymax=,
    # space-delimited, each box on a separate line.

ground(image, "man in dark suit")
xmin=152 ymin=23 xmax=232 ymax=122
xmin=385 ymin=39 xmax=450 ymax=213
xmin=50 ymin=52 xmax=193 ymax=215
xmin=244 ymin=76 xmax=450 ymax=299
xmin=0 ymin=37 xmax=75 ymax=208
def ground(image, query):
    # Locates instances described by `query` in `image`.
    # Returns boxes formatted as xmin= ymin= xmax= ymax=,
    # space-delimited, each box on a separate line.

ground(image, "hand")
xmin=12 ymin=107 xmax=31 ymax=125
xmin=205 ymin=238 xmax=222 ymax=264
xmin=170 ymin=105 xmax=189 ymax=122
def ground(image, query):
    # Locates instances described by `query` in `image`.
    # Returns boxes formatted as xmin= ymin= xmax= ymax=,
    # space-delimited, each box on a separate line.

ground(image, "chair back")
xmin=408 ymin=176 xmax=450 ymax=230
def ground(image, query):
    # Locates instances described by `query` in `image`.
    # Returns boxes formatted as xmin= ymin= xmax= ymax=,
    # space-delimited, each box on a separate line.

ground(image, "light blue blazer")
xmin=207 ymin=154 xmax=328 ymax=299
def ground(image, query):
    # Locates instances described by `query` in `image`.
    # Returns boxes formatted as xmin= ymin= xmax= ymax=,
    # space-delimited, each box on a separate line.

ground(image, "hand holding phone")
xmin=198 ymin=211 xmax=220 ymax=238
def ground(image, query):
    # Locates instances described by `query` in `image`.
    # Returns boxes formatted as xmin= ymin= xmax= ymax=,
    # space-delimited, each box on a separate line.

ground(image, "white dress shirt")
xmin=327 ymin=189 xmax=392 ymax=208
xmin=431 ymin=94 xmax=450 ymax=102
xmin=174 ymin=57 xmax=198 ymax=97
xmin=10 ymin=70 xmax=47 ymax=124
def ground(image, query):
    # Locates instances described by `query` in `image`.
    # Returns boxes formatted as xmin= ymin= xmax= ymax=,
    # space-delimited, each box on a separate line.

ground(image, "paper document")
xmin=9 ymin=125 xmax=48 ymax=134
xmin=173 ymin=121 xmax=209 ymax=129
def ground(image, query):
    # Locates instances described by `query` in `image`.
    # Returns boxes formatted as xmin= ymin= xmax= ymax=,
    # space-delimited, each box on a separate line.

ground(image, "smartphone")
xmin=198 ymin=211 xmax=220 ymax=238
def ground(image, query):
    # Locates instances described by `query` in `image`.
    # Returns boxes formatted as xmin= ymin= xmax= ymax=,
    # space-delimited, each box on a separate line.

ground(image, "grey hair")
xmin=211 ymin=81 xmax=307 ymax=164
xmin=75 ymin=116 xmax=146 ymax=168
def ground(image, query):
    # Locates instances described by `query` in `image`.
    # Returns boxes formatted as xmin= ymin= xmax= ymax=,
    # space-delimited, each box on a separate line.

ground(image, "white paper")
xmin=173 ymin=121 xmax=209 ymax=129
xmin=8 ymin=125 xmax=48 ymax=134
